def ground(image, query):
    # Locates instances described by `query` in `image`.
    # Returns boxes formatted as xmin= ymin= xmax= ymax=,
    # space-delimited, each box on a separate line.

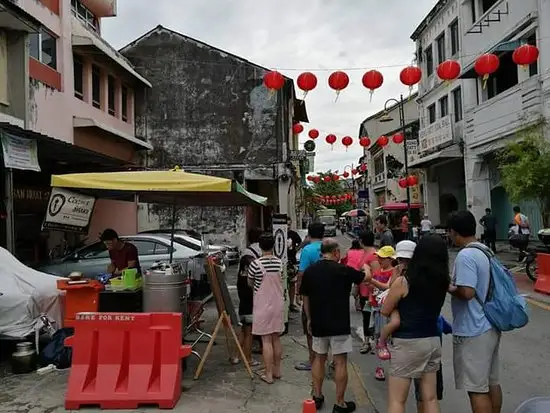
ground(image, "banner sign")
xmin=418 ymin=115 xmax=453 ymax=153
xmin=1 ymin=132 xmax=40 ymax=171
xmin=43 ymin=188 xmax=96 ymax=233
xmin=272 ymin=213 xmax=289 ymax=324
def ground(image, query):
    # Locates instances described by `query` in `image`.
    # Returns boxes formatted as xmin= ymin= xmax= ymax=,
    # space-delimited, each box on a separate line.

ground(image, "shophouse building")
xmin=121 ymin=26 xmax=305 ymax=247
xmin=458 ymin=0 xmax=550 ymax=238
xmin=409 ymin=0 xmax=467 ymax=227
xmin=1 ymin=0 xmax=151 ymax=265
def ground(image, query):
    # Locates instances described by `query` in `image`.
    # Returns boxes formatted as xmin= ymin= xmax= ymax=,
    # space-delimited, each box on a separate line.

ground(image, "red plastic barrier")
xmin=64 ymin=312 xmax=192 ymax=410
xmin=534 ymin=253 xmax=550 ymax=295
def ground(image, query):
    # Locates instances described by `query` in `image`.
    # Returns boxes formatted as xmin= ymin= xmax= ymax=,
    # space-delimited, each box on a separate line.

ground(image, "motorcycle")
xmin=524 ymin=228 xmax=550 ymax=282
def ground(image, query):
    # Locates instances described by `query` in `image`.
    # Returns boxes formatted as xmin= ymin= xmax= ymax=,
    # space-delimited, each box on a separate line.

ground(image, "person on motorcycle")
xmin=511 ymin=206 xmax=530 ymax=262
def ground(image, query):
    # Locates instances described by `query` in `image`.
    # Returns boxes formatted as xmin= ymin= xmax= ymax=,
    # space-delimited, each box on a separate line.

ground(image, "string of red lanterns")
xmin=398 ymin=175 xmax=419 ymax=188
xmin=264 ymin=43 xmax=539 ymax=96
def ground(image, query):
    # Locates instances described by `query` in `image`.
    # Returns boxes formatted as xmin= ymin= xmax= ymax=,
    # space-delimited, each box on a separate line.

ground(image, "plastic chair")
xmin=514 ymin=397 xmax=550 ymax=413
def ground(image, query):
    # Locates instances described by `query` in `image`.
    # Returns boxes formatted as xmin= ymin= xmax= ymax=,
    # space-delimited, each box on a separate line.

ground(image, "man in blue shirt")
xmin=448 ymin=211 xmax=502 ymax=413
xmin=295 ymin=222 xmax=324 ymax=371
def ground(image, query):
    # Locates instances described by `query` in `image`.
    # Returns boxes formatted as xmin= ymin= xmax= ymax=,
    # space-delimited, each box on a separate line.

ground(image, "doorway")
xmin=439 ymin=194 xmax=459 ymax=226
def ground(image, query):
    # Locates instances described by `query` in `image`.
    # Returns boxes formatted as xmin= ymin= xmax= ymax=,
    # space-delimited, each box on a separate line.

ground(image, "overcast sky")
xmin=103 ymin=0 xmax=437 ymax=173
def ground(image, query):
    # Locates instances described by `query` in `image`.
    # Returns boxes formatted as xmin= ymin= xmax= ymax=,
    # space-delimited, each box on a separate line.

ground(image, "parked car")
xmin=37 ymin=234 xmax=223 ymax=280
xmin=140 ymin=229 xmax=239 ymax=264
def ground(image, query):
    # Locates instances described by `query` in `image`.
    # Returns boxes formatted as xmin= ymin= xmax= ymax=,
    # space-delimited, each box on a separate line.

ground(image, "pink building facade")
xmin=1 ymin=0 xmax=151 ymax=264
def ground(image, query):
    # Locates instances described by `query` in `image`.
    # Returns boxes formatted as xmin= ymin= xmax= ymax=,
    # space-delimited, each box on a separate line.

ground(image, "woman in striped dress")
xmin=247 ymin=233 xmax=285 ymax=384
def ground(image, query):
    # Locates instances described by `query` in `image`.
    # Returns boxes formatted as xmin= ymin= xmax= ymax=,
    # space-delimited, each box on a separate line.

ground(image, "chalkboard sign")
xmin=204 ymin=258 xmax=239 ymax=326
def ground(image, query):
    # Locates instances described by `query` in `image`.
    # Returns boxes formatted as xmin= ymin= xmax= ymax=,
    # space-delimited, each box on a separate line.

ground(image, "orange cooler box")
xmin=57 ymin=280 xmax=104 ymax=327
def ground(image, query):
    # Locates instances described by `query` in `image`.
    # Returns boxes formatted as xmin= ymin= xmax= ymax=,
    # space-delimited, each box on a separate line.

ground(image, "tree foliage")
xmin=497 ymin=124 xmax=550 ymax=224
xmin=305 ymin=170 xmax=355 ymax=216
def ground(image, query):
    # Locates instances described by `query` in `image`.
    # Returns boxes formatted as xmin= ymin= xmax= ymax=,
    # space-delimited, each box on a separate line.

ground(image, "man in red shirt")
xmin=100 ymin=229 xmax=140 ymax=276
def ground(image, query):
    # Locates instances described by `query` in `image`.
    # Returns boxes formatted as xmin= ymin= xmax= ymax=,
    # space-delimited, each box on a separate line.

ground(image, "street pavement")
xmin=336 ymin=233 xmax=550 ymax=413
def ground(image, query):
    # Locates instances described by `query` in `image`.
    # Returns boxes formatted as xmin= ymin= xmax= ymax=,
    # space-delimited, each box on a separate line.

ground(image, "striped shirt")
xmin=247 ymin=256 xmax=283 ymax=292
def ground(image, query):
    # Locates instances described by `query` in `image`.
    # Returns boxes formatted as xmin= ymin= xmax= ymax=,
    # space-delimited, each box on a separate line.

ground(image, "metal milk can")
xmin=11 ymin=342 xmax=37 ymax=374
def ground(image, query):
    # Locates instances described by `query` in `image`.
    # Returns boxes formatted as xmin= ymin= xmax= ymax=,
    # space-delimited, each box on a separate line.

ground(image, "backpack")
xmin=466 ymin=244 xmax=529 ymax=332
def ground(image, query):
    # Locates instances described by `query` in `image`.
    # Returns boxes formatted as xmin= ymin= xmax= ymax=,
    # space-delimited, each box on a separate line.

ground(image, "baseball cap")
xmin=376 ymin=246 xmax=396 ymax=259
xmin=395 ymin=240 xmax=416 ymax=259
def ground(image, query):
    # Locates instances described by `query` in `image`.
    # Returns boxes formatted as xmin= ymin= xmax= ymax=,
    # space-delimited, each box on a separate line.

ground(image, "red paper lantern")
xmin=407 ymin=175 xmax=418 ymax=186
xmin=342 ymin=136 xmax=353 ymax=151
xmin=343 ymin=171 xmax=350 ymax=178
xmin=436 ymin=60 xmax=461 ymax=81
xmin=308 ymin=129 xmax=319 ymax=139
xmin=323 ymin=176 xmax=331 ymax=182
xmin=474 ymin=53 xmax=500 ymax=87
xmin=352 ymin=168 xmax=358 ymax=175
xmin=377 ymin=135 xmax=389 ymax=147
xmin=512 ymin=44 xmax=539 ymax=67
xmin=399 ymin=66 xmax=422 ymax=88
xmin=328 ymin=71 xmax=350 ymax=100
xmin=359 ymin=137 xmax=371 ymax=147
xmin=325 ymin=134 xmax=337 ymax=148
xmin=333 ymin=174 xmax=340 ymax=181
xmin=398 ymin=178 xmax=408 ymax=188
xmin=392 ymin=133 xmax=405 ymax=144
xmin=360 ymin=163 xmax=367 ymax=172
xmin=263 ymin=71 xmax=285 ymax=91
xmin=362 ymin=70 xmax=384 ymax=100
xmin=306 ymin=175 xmax=312 ymax=181
xmin=296 ymin=72 xmax=318 ymax=97
xmin=293 ymin=123 xmax=304 ymax=134
xmin=313 ymin=176 xmax=320 ymax=184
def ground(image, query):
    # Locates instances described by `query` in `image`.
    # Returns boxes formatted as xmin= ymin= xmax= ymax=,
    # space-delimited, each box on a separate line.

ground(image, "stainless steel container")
xmin=143 ymin=261 xmax=188 ymax=315
xmin=11 ymin=342 xmax=37 ymax=374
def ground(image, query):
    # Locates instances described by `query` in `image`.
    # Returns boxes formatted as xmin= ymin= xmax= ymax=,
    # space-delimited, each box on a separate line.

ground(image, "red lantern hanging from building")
xmin=399 ymin=66 xmax=422 ymax=95
xmin=436 ymin=60 xmax=461 ymax=82
xmin=392 ymin=133 xmax=405 ymax=144
xmin=328 ymin=71 xmax=350 ymax=101
xmin=512 ymin=44 xmax=539 ymax=68
xmin=398 ymin=178 xmax=408 ymax=188
xmin=360 ymin=163 xmax=367 ymax=172
xmin=263 ymin=71 xmax=285 ymax=91
xmin=359 ymin=136 xmax=371 ymax=147
xmin=308 ymin=129 xmax=319 ymax=139
xmin=342 ymin=136 xmax=353 ymax=151
xmin=407 ymin=175 xmax=418 ymax=186
xmin=313 ymin=176 xmax=321 ymax=184
xmin=377 ymin=135 xmax=389 ymax=147
xmin=352 ymin=168 xmax=358 ymax=175
xmin=343 ymin=171 xmax=350 ymax=178
xmin=292 ymin=123 xmax=304 ymax=134
xmin=323 ymin=175 xmax=331 ymax=182
xmin=296 ymin=72 xmax=318 ymax=98
xmin=325 ymin=134 xmax=337 ymax=149
xmin=333 ymin=174 xmax=340 ymax=181
xmin=306 ymin=175 xmax=312 ymax=181
xmin=474 ymin=53 xmax=500 ymax=89
xmin=362 ymin=70 xmax=384 ymax=101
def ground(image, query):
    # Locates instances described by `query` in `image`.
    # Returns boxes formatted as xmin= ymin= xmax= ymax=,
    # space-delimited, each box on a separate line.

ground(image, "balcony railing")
xmin=464 ymin=75 xmax=542 ymax=147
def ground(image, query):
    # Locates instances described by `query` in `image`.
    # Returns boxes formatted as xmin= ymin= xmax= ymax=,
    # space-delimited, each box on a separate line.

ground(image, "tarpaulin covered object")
xmin=0 ymin=247 xmax=64 ymax=339
xmin=50 ymin=169 xmax=268 ymax=206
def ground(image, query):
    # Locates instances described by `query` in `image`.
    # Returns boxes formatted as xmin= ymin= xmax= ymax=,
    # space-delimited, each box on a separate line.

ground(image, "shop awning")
xmin=73 ymin=117 xmax=153 ymax=150
xmin=71 ymin=18 xmax=152 ymax=88
xmin=376 ymin=202 xmax=423 ymax=211
xmin=408 ymin=143 xmax=462 ymax=169
xmin=50 ymin=169 xmax=268 ymax=206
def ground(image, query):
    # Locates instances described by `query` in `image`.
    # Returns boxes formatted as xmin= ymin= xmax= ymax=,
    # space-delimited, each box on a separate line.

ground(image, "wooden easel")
xmin=194 ymin=258 xmax=253 ymax=380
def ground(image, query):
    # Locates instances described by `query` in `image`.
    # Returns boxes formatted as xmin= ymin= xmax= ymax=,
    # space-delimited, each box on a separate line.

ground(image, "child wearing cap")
xmin=373 ymin=241 xmax=417 ymax=360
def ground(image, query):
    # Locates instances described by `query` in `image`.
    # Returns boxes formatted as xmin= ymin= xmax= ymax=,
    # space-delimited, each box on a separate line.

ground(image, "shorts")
xmin=389 ymin=336 xmax=442 ymax=379
xmin=453 ymin=329 xmax=501 ymax=393
xmin=312 ymin=335 xmax=353 ymax=355
xmin=302 ymin=309 xmax=309 ymax=335
xmin=414 ymin=364 xmax=443 ymax=401
xmin=239 ymin=314 xmax=253 ymax=325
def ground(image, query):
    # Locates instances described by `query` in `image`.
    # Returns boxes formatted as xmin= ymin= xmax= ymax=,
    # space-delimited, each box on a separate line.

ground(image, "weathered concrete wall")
xmin=123 ymin=26 xmax=288 ymax=243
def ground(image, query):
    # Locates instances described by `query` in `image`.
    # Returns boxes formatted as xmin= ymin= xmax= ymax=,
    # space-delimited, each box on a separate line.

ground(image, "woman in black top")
xmin=380 ymin=235 xmax=450 ymax=413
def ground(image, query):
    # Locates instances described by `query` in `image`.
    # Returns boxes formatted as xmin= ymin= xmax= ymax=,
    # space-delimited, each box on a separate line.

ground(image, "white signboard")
xmin=43 ymin=188 xmax=96 ymax=233
xmin=418 ymin=115 xmax=453 ymax=153
xmin=1 ymin=132 xmax=40 ymax=171
xmin=272 ymin=214 xmax=289 ymax=324
xmin=407 ymin=140 xmax=419 ymax=164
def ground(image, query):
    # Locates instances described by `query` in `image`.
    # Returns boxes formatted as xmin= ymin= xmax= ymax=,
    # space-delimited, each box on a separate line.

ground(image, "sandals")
xmin=260 ymin=374 xmax=274 ymax=384
xmin=375 ymin=367 xmax=386 ymax=381
xmin=377 ymin=343 xmax=391 ymax=360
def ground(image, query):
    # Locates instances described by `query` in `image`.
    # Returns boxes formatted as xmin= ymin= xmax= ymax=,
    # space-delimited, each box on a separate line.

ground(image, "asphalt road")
xmin=335 ymin=233 xmax=550 ymax=413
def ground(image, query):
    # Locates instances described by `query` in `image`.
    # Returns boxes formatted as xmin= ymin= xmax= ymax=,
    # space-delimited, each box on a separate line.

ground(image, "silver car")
xmin=37 ymin=234 xmax=215 ymax=279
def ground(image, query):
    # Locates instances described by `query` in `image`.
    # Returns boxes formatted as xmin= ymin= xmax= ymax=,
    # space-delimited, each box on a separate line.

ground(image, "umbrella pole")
xmin=169 ymin=202 xmax=176 ymax=263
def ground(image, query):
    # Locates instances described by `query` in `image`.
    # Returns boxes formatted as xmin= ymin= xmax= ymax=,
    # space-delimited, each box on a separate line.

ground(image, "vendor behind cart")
xmin=101 ymin=229 xmax=141 ymax=277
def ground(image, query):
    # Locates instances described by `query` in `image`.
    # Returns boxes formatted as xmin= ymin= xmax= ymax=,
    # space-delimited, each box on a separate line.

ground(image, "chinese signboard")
xmin=418 ymin=115 xmax=453 ymax=153
xmin=407 ymin=140 xmax=419 ymax=165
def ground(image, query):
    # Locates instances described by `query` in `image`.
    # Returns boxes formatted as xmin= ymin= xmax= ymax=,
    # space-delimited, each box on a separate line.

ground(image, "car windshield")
xmin=319 ymin=216 xmax=335 ymax=225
